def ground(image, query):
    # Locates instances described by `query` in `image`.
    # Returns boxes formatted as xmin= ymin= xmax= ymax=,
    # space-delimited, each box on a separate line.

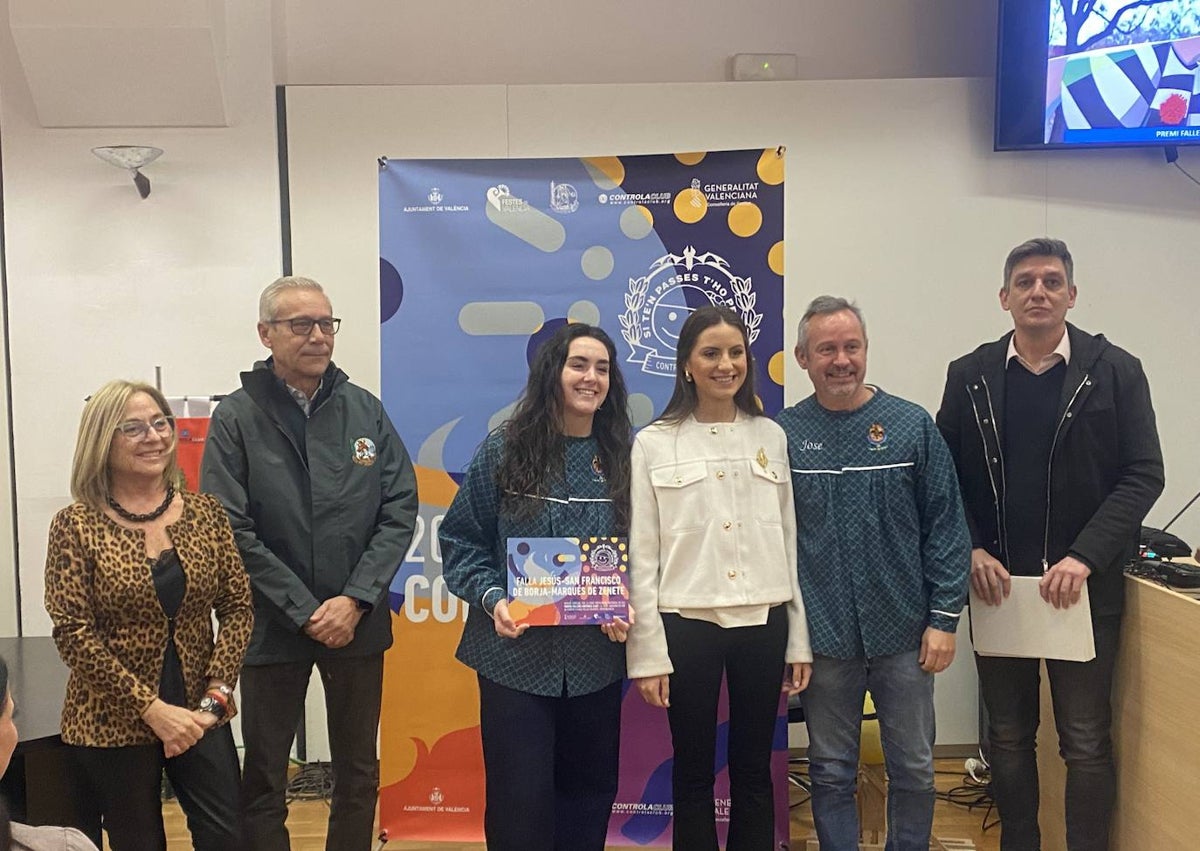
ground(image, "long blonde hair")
xmin=70 ymin=380 xmax=181 ymax=511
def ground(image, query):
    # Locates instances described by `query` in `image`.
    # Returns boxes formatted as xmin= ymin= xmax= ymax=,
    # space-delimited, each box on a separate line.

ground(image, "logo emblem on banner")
xmin=352 ymin=437 xmax=377 ymax=466
xmin=549 ymin=181 xmax=579 ymax=213
xmin=621 ymin=247 xmax=762 ymax=377
xmin=486 ymin=184 xmax=530 ymax=213
xmin=428 ymin=187 xmax=443 ymax=204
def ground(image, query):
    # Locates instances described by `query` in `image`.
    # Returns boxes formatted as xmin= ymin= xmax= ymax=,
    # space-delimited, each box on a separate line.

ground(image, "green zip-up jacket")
xmin=200 ymin=360 xmax=418 ymax=664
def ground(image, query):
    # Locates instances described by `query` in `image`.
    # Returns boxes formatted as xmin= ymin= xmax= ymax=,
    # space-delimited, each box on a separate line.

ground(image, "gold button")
xmin=674 ymin=477 xmax=682 ymax=484
xmin=716 ymin=470 xmax=725 ymax=479
xmin=727 ymin=570 xmax=737 ymax=579
xmin=710 ymin=426 xmax=719 ymax=435
xmin=723 ymin=521 xmax=732 ymax=530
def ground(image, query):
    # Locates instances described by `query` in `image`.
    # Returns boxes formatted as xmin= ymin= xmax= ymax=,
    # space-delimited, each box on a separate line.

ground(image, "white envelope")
xmin=970 ymin=576 xmax=1096 ymax=662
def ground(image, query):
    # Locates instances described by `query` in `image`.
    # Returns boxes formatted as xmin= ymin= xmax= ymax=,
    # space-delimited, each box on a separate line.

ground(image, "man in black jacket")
xmin=936 ymin=238 xmax=1163 ymax=851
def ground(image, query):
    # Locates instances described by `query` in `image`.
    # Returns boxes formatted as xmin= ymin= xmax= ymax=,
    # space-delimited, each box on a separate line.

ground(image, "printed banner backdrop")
xmin=378 ymin=149 xmax=787 ymax=845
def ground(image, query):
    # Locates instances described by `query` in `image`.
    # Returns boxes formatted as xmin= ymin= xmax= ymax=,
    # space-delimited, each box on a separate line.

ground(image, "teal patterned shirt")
xmin=439 ymin=431 xmax=626 ymax=697
xmin=775 ymin=389 xmax=970 ymax=659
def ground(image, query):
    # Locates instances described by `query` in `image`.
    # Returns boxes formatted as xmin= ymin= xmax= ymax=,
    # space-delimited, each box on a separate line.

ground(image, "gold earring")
xmin=684 ymin=371 xmax=692 ymax=382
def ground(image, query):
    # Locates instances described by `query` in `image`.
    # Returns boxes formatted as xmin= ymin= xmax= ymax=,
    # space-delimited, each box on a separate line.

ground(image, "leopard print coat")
xmin=44 ymin=490 xmax=254 ymax=747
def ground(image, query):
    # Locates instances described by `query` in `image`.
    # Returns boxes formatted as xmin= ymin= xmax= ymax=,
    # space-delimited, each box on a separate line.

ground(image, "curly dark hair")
xmin=656 ymin=305 xmax=760 ymax=424
xmin=496 ymin=324 xmax=632 ymax=531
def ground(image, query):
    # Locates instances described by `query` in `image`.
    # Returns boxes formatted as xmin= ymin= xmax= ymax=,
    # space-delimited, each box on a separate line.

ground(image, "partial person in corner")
xmin=777 ymin=296 xmax=971 ymax=851
xmin=0 ymin=655 xmax=101 ymax=851
xmin=937 ymin=238 xmax=1164 ymax=851
xmin=440 ymin=323 xmax=633 ymax=851
xmin=201 ymin=276 xmax=419 ymax=851
xmin=628 ymin=305 xmax=811 ymax=851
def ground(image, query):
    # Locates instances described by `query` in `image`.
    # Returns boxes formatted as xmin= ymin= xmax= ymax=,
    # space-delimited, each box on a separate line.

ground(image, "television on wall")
xmin=995 ymin=0 xmax=1200 ymax=150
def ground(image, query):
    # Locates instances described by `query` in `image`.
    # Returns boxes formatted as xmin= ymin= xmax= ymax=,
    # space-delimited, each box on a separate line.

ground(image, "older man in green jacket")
xmin=201 ymin=275 xmax=418 ymax=851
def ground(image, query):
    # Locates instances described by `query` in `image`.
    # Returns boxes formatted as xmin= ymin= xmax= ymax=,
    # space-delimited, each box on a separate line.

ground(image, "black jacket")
xmin=935 ymin=324 xmax=1164 ymax=617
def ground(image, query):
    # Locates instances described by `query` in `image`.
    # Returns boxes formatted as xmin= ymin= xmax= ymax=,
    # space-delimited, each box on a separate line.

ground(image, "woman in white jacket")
xmin=627 ymin=305 xmax=812 ymax=851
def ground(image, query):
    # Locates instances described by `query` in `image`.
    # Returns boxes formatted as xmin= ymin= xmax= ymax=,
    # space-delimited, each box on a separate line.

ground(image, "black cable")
xmin=286 ymin=760 xmax=334 ymax=803
xmin=1173 ymin=160 xmax=1200 ymax=188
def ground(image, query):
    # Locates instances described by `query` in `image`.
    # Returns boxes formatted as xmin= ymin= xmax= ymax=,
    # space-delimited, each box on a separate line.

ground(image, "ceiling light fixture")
xmin=91 ymin=145 xmax=164 ymax=199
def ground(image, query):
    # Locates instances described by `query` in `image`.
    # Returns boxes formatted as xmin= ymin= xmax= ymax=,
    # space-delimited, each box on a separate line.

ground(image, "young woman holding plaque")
xmin=440 ymin=323 xmax=634 ymax=851
xmin=626 ymin=305 xmax=812 ymax=851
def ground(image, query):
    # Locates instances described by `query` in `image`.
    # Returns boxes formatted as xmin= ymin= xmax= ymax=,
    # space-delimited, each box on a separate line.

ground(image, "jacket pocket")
xmin=748 ymin=458 xmax=789 ymax=525
xmin=649 ymin=461 xmax=709 ymax=531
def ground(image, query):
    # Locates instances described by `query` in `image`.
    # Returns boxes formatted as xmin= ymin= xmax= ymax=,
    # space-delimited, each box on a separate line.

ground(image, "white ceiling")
xmin=4 ymin=0 xmax=999 ymax=127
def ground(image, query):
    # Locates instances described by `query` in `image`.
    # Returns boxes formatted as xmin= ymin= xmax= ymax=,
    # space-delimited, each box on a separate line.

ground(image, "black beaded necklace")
xmin=107 ymin=485 xmax=175 ymax=523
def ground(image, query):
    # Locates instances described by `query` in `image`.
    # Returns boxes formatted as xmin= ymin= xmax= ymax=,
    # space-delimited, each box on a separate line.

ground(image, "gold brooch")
xmin=756 ymin=448 xmax=768 ymax=471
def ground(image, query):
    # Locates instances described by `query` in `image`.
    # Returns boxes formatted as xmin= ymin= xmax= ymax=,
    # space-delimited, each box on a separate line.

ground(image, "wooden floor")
xmin=159 ymin=759 xmax=1000 ymax=850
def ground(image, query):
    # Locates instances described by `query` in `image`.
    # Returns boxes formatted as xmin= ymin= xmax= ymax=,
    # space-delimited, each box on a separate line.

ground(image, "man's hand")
xmin=1039 ymin=555 xmax=1091 ymax=609
xmin=970 ymin=547 xmax=1012 ymax=606
xmin=305 ymin=595 xmax=363 ymax=649
xmin=783 ymin=662 xmax=812 ymax=696
xmin=919 ymin=627 xmax=956 ymax=673
xmin=636 ymin=675 xmax=670 ymax=708
xmin=491 ymin=599 xmax=530 ymax=640
xmin=142 ymin=699 xmax=204 ymax=758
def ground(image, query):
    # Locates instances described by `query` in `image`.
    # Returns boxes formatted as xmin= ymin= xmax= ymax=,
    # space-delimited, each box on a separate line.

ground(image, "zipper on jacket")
xmin=1042 ymin=372 xmax=1089 ymax=570
xmin=967 ymin=377 xmax=1010 ymax=564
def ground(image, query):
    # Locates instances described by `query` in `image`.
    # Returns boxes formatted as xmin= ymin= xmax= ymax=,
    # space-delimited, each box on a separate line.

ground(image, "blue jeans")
xmin=803 ymin=650 xmax=936 ymax=851
xmin=976 ymin=615 xmax=1120 ymax=851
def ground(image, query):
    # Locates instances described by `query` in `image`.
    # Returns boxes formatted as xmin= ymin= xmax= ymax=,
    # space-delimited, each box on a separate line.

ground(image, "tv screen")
xmin=996 ymin=0 xmax=1200 ymax=150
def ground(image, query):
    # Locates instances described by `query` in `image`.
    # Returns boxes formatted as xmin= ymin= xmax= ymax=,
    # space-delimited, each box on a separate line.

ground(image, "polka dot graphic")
xmin=768 ymin=241 xmax=784 ymax=276
xmin=728 ymin=202 xmax=762 ymax=238
xmin=675 ymin=152 xmax=706 ymax=166
xmin=619 ymin=205 xmax=654 ymax=240
xmin=568 ymin=301 xmax=601 ymax=326
xmin=674 ymin=188 xmax=708 ymax=224
xmin=583 ymin=157 xmax=625 ymax=189
xmin=581 ymin=246 xmax=615 ymax=280
xmin=757 ymin=149 xmax=785 ymax=185
xmin=768 ymin=351 xmax=786 ymax=386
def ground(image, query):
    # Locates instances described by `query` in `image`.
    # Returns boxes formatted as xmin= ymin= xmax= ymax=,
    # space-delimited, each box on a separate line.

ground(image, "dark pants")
xmin=71 ymin=724 xmax=240 ymax=851
xmin=662 ymin=605 xmax=788 ymax=851
xmin=976 ymin=615 xmax=1121 ymax=851
xmin=239 ymin=654 xmax=384 ymax=851
xmin=477 ymin=675 xmax=622 ymax=851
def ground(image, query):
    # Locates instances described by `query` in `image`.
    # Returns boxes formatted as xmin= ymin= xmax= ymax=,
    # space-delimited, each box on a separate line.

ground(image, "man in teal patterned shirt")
xmin=775 ymin=295 xmax=970 ymax=851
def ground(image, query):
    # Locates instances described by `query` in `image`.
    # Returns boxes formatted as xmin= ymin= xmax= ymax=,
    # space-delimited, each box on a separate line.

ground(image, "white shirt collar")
xmin=1007 ymin=329 xmax=1071 ymax=376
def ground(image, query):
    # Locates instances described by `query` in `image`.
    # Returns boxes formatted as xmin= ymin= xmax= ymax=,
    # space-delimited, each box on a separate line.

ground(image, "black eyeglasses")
xmin=116 ymin=416 xmax=175 ymax=440
xmin=266 ymin=316 xmax=341 ymax=336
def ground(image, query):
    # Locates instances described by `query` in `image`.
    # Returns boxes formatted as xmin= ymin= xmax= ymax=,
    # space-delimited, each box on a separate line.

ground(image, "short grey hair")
xmin=259 ymin=276 xmax=327 ymax=322
xmin=796 ymin=295 xmax=867 ymax=353
xmin=1002 ymin=238 xmax=1074 ymax=292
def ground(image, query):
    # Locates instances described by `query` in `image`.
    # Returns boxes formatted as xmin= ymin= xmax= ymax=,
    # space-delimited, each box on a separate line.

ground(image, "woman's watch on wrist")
xmin=198 ymin=693 xmax=227 ymax=721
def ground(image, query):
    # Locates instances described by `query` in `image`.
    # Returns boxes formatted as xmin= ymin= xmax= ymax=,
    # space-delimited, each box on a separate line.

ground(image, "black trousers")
xmin=71 ymin=723 xmax=240 ymax=851
xmin=477 ymin=675 xmax=622 ymax=851
xmin=977 ymin=615 xmax=1121 ymax=851
xmin=239 ymin=654 xmax=384 ymax=851
xmin=662 ymin=606 xmax=788 ymax=851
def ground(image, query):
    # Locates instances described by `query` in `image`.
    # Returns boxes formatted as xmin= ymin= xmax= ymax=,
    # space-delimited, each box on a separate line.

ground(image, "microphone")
xmin=1140 ymin=487 xmax=1199 ymax=559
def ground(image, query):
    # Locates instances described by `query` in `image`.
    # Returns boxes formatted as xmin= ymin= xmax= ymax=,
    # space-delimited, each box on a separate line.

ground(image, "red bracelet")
xmin=205 ymin=688 xmax=229 ymax=709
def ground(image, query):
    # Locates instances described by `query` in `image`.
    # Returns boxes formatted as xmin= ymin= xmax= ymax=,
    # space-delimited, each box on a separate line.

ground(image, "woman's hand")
xmin=192 ymin=709 xmax=220 ymax=732
xmin=142 ymin=699 xmax=204 ymax=758
xmin=783 ymin=662 xmax=812 ymax=696
xmin=600 ymin=605 xmax=635 ymax=643
xmin=491 ymin=600 xmax=529 ymax=640
xmin=636 ymin=675 xmax=670 ymax=708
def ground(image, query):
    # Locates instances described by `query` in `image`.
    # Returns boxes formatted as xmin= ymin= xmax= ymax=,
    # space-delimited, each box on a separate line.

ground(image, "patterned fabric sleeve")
xmin=43 ymin=508 xmax=159 ymax=716
xmin=197 ymin=493 xmax=254 ymax=690
xmin=440 ymin=434 xmax=507 ymax=614
xmin=916 ymin=415 xmax=972 ymax=634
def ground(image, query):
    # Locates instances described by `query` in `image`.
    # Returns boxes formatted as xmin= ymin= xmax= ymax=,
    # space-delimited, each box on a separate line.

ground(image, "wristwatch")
xmin=198 ymin=693 xmax=227 ymax=721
